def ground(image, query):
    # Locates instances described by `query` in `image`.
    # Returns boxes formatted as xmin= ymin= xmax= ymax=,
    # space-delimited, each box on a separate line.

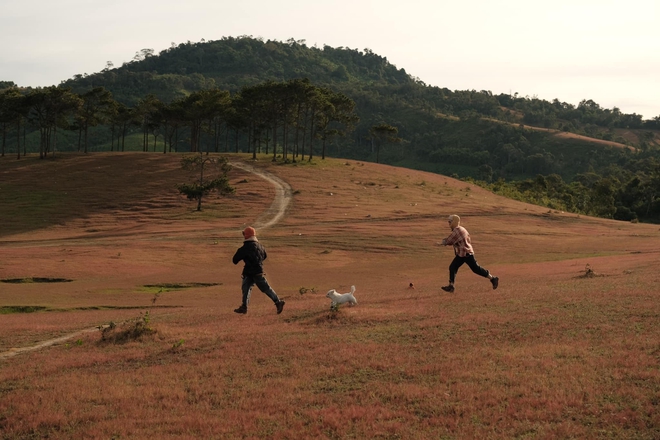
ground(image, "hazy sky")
xmin=2 ymin=0 xmax=659 ymax=118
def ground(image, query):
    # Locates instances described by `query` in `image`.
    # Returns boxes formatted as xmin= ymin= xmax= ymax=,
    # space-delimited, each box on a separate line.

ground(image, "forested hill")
xmin=61 ymin=36 xmax=660 ymax=154
xmin=63 ymin=37 xmax=414 ymax=100
xmin=4 ymin=36 xmax=660 ymax=222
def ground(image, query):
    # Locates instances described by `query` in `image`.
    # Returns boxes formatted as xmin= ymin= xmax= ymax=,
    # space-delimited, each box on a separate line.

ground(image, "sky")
xmin=2 ymin=0 xmax=659 ymax=119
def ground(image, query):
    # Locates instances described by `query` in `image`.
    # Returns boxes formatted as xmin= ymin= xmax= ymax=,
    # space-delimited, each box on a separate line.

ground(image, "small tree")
xmin=370 ymin=123 xmax=401 ymax=164
xmin=177 ymin=153 xmax=235 ymax=211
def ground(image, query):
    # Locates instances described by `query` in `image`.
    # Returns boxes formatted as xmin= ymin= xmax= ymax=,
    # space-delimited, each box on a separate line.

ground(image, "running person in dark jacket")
xmin=439 ymin=215 xmax=499 ymax=293
xmin=232 ymin=226 xmax=285 ymax=314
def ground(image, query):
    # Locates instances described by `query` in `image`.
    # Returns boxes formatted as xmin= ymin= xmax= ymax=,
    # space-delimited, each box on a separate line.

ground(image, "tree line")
xmin=467 ymin=162 xmax=660 ymax=223
xmin=497 ymin=94 xmax=660 ymax=132
xmin=0 ymin=78 xmax=359 ymax=161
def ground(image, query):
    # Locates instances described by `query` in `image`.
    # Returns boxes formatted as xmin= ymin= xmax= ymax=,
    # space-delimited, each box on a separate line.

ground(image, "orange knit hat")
xmin=242 ymin=227 xmax=256 ymax=239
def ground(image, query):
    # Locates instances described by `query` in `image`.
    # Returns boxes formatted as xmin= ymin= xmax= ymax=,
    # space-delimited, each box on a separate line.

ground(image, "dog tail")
xmin=350 ymin=285 xmax=356 ymax=294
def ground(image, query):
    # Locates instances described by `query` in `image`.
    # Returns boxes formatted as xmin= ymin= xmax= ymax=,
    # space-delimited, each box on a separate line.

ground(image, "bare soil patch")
xmin=482 ymin=116 xmax=635 ymax=150
xmin=552 ymin=130 xmax=633 ymax=149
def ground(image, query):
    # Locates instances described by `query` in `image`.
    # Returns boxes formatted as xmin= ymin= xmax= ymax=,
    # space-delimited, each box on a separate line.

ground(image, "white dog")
xmin=326 ymin=285 xmax=358 ymax=308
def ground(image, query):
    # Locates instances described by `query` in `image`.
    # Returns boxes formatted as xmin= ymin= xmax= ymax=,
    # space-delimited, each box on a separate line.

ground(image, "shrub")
xmin=100 ymin=311 xmax=156 ymax=344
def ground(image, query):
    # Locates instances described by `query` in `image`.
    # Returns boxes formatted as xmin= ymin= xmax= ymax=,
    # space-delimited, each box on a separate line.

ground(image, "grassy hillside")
xmin=1 ymin=153 xmax=659 ymax=439
xmin=5 ymin=36 xmax=660 ymax=227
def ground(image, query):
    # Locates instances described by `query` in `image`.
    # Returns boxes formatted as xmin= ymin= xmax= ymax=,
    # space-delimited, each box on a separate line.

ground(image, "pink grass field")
xmin=1 ymin=153 xmax=659 ymax=439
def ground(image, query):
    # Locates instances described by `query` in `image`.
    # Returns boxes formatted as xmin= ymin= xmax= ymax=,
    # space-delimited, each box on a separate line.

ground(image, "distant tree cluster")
xmin=0 ymin=78 xmax=359 ymax=162
xmin=496 ymin=94 xmax=659 ymax=132
xmin=470 ymin=157 xmax=660 ymax=222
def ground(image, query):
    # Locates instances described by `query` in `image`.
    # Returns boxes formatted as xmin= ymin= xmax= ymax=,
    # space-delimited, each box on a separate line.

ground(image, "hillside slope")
xmin=1 ymin=153 xmax=656 ymax=255
xmin=1 ymin=153 xmax=659 ymax=439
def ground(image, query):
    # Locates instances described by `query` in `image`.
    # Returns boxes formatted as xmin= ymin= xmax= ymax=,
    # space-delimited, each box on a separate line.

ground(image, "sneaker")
xmin=234 ymin=305 xmax=247 ymax=314
xmin=490 ymin=276 xmax=499 ymax=290
xmin=275 ymin=300 xmax=285 ymax=314
xmin=441 ymin=285 xmax=455 ymax=293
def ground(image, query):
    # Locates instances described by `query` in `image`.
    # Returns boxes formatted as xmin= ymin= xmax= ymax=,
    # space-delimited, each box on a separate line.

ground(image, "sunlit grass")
xmin=0 ymin=154 xmax=659 ymax=439
xmin=2 ymin=281 xmax=658 ymax=438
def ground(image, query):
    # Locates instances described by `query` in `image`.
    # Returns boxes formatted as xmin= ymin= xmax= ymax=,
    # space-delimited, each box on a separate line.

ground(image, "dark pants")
xmin=449 ymin=254 xmax=489 ymax=284
xmin=241 ymin=274 xmax=279 ymax=307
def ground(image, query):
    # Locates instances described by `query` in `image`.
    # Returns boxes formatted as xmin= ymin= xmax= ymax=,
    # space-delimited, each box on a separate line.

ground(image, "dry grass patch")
xmin=1 ymin=153 xmax=659 ymax=439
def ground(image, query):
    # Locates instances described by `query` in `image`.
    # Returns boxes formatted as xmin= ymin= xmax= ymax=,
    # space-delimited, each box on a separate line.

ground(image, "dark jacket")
xmin=232 ymin=238 xmax=267 ymax=276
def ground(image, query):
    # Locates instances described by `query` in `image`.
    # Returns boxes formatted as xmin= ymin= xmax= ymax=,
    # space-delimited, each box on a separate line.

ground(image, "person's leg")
xmin=449 ymin=256 xmax=466 ymax=284
xmin=442 ymin=256 xmax=465 ymax=292
xmin=465 ymin=254 xmax=490 ymax=278
xmin=465 ymin=254 xmax=499 ymax=289
xmin=241 ymin=276 xmax=254 ymax=306
xmin=254 ymin=275 xmax=279 ymax=302
xmin=255 ymin=274 xmax=286 ymax=313
xmin=234 ymin=276 xmax=252 ymax=314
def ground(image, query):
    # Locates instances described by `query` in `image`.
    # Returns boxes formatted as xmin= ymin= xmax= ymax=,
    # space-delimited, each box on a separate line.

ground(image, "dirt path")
xmin=229 ymin=161 xmax=292 ymax=230
xmin=0 ymin=161 xmax=292 ymax=360
xmin=0 ymin=327 xmax=102 ymax=361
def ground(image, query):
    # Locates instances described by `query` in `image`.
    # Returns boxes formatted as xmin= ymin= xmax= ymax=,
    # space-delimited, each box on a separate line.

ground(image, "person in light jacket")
xmin=438 ymin=215 xmax=499 ymax=293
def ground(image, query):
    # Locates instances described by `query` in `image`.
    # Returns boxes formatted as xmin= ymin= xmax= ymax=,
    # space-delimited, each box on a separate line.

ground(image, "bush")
xmin=100 ymin=311 xmax=156 ymax=344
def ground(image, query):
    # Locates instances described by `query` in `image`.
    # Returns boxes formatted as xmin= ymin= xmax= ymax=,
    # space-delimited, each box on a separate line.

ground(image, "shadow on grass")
xmin=0 ymin=305 xmax=183 ymax=314
xmin=139 ymin=283 xmax=222 ymax=296
xmin=284 ymin=307 xmax=359 ymax=326
xmin=142 ymin=282 xmax=220 ymax=291
xmin=1 ymin=277 xmax=73 ymax=283
xmin=0 ymin=306 xmax=49 ymax=314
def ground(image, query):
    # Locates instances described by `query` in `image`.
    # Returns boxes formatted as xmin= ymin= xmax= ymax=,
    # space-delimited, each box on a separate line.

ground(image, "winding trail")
xmin=0 ymin=327 xmax=102 ymax=361
xmin=229 ymin=161 xmax=292 ymax=230
xmin=0 ymin=162 xmax=292 ymax=361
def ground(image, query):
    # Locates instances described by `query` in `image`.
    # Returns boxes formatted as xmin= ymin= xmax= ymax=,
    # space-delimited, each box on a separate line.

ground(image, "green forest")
xmin=2 ymin=36 xmax=660 ymax=222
